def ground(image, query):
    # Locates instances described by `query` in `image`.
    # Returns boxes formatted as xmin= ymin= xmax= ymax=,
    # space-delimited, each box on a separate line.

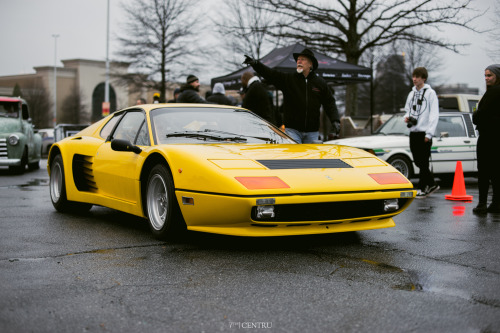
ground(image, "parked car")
xmin=325 ymin=112 xmax=478 ymax=183
xmin=48 ymin=104 xmax=416 ymax=240
xmin=438 ymin=94 xmax=481 ymax=113
xmin=38 ymin=128 xmax=54 ymax=155
xmin=0 ymin=96 xmax=42 ymax=173
xmin=54 ymin=124 xmax=90 ymax=142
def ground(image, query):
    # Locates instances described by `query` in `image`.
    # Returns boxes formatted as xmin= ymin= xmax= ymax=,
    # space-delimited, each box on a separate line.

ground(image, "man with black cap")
xmin=243 ymin=48 xmax=340 ymax=143
xmin=177 ymin=74 xmax=208 ymax=103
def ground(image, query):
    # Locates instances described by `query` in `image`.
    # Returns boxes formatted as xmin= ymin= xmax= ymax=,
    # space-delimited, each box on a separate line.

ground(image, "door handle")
xmin=464 ymin=140 xmax=470 ymax=143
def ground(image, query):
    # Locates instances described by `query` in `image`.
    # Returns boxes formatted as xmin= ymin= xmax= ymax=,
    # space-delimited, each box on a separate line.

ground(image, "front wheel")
xmin=9 ymin=148 xmax=27 ymax=174
xmin=387 ymin=155 xmax=413 ymax=179
xmin=145 ymin=164 xmax=185 ymax=240
xmin=50 ymin=154 xmax=92 ymax=213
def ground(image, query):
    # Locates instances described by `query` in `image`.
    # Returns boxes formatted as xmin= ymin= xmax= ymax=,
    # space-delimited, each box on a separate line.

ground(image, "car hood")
xmin=165 ymin=143 xmax=373 ymax=160
xmin=158 ymin=143 xmax=411 ymax=195
xmin=325 ymin=135 xmax=409 ymax=149
xmin=0 ymin=118 xmax=21 ymax=134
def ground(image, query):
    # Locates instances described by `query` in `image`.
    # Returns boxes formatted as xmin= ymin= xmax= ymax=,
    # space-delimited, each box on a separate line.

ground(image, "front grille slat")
xmin=257 ymin=159 xmax=352 ymax=169
xmin=252 ymin=199 xmax=409 ymax=222
xmin=0 ymin=139 xmax=7 ymax=158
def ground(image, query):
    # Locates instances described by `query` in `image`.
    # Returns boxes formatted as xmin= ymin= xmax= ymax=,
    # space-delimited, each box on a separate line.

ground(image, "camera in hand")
xmin=407 ymin=116 xmax=418 ymax=128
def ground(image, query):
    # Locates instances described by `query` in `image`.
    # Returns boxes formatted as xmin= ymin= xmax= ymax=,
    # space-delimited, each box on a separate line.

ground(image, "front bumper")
xmin=0 ymin=158 xmax=21 ymax=166
xmin=176 ymin=189 xmax=416 ymax=236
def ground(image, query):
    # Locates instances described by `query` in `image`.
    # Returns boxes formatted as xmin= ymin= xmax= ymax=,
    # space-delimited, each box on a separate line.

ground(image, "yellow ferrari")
xmin=48 ymin=104 xmax=415 ymax=239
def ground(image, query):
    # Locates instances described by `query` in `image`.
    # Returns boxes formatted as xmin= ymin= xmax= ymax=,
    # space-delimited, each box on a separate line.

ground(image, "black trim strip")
xmin=175 ymin=187 xmax=415 ymax=198
xmin=431 ymin=158 xmax=476 ymax=162
xmin=257 ymin=159 xmax=353 ymax=169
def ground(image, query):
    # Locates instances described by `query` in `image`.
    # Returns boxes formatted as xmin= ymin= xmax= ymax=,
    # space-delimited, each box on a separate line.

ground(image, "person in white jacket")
xmin=404 ymin=67 xmax=440 ymax=198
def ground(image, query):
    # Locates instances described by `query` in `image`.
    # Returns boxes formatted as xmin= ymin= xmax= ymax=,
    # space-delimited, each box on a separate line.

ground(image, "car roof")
xmin=0 ymin=96 xmax=23 ymax=102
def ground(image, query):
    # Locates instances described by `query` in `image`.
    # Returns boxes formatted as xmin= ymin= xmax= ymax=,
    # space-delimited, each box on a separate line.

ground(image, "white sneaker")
xmin=415 ymin=189 xmax=427 ymax=198
xmin=426 ymin=185 xmax=440 ymax=195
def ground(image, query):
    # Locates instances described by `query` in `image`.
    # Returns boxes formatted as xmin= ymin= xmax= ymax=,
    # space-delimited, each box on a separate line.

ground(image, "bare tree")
xmin=255 ymin=0 xmax=483 ymax=116
xmin=212 ymin=0 xmax=281 ymax=71
xmin=486 ymin=2 xmax=500 ymax=62
xmin=20 ymin=79 xmax=53 ymax=129
xmin=60 ymin=85 xmax=86 ymax=124
xmin=396 ymin=39 xmax=444 ymax=87
xmin=116 ymin=0 xmax=201 ymax=102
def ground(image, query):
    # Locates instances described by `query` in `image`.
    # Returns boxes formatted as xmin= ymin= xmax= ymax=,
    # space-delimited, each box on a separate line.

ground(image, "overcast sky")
xmin=0 ymin=0 xmax=498 ymax=94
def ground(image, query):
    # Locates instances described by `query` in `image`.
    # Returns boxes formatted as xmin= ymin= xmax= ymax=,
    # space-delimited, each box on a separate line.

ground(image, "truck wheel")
xmin=9 ymin=147 xmax=27 ymax=174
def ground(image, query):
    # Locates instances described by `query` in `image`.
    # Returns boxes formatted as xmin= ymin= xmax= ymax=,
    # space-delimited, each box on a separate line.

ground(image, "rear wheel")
xmin=50 ymin=154 xmax=92 ymax=213
xmin=387 ymin=155 xmax=413 ymax=179
xmin=145 ymin=164 xmax=185 ymax=240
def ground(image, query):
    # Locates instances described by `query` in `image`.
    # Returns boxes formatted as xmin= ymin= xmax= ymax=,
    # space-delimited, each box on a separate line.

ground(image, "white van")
xmin=438 ymin=94 xmax=481 ymax=113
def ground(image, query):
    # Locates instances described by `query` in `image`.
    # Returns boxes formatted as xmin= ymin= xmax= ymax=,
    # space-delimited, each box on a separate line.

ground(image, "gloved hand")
xmin=332 ymin=120 xmax=341 ymax=135
xmin=243 ymin=55 xmax=256 ymax=66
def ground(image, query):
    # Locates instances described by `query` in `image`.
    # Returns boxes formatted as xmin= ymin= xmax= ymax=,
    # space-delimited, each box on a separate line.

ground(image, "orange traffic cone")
xmin=445 ymin=161 xmax=473 ymax=201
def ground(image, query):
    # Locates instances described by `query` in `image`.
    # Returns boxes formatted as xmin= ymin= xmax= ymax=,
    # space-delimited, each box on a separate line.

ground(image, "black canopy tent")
xmin=210 ymin=43 xmax=372 ymax=90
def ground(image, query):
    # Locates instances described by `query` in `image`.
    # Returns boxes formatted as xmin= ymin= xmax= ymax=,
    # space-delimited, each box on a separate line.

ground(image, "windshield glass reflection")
xmin=150 ymin=107 xmax=296 ymax=145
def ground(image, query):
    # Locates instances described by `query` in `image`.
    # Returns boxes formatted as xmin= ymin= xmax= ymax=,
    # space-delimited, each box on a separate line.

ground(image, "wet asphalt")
xmin=0 ymin=160 xmax=499 ymax=333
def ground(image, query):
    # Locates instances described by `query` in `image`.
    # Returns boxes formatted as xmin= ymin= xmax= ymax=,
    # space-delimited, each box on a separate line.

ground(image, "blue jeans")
xmin=285 ymin=128 xmax=320 ymax=143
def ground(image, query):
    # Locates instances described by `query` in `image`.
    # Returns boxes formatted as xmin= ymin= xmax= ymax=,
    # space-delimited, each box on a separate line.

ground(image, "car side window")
xmin=112 ymin=111 xmax=148 ymax=145
xmin=436 ymin=116 xmax=466 ymax=137
xmin=134 ymin=121 xmax=150 ymax=146
xmin=100 ymin=113 xmax=123 ymax=139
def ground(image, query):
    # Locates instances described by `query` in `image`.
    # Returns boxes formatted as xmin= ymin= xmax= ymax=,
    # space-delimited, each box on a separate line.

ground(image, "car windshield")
xmin=375 ymin=113 xmax=409 ymax=136
xmin=0 ymin=101 xmax=20 ymax=118
xmin=150 ymin=107 xmax=296 ymax=145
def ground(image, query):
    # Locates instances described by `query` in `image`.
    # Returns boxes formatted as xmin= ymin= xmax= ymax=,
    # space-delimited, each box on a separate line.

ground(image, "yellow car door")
xmin=93 ymin=111 xmax=149 ymax=203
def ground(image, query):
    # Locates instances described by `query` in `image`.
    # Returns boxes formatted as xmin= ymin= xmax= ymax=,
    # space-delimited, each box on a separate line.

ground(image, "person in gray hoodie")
xmin=207 ymin=83 xmax=233 ymax=105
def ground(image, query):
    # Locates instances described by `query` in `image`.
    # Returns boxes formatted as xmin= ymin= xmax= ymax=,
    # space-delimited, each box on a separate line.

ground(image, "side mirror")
xmin=111 ymin=139 xmax=142 ymax=154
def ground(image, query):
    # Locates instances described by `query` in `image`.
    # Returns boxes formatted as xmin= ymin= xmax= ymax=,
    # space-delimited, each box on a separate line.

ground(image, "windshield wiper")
xmin=203 ymin=129 xmax=277 ymax=143
xmin=166 ymin=130 xmax=247 ymax=142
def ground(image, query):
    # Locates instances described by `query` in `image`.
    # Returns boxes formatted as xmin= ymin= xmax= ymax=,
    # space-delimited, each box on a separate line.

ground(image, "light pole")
xmin=52 ymin=34 xmax=59 ymax=128
xmin=103 ymin=0 xmax=110 ymax=117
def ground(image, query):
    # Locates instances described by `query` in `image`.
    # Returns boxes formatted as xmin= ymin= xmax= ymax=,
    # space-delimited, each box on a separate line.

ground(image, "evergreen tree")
xmin=12 ymin=83 xmax=22 ymax=98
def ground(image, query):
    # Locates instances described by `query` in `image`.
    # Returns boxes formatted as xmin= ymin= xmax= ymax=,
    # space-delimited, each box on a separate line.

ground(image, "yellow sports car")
xmin=48 ymin=104 xmax=415 ymax=239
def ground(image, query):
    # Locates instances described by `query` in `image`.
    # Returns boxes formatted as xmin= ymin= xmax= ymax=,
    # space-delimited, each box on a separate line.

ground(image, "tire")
xmin=387 ymin=155 xmax=413 ymax=179
xmin=9 ymin=148 xmax=27 ymax=174
xmin=28 ymin=160 xmax=40 ymax=170
xmin=145 ymin=164 xmax=185 ymax=240
xmin=50 ymin=154 xmax=92 ymax=213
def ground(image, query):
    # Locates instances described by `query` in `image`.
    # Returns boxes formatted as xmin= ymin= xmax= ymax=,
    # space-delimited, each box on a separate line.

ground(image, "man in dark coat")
xmin=472 ymin=64 xmax=500 ymax=213
xmin=240 ymin=71 xmax=274 ymax=124
xmin=177 ymin=75 xmax=208 ymax=103
xmin=244 ymin=48 xmax=340 ymax=143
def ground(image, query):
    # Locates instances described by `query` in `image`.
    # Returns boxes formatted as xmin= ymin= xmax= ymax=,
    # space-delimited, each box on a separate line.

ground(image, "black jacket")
xmin=242 ymin=80 xmax=274 ymax=124
xmin=207 ymin=93 xmax=233 ymax=106
xmin=177 ymin=84 xmax=207 ymax=103
xmin=473 ymin=84 xmax=500 ymax=136
xmin=251 ymin=61 xmax=339 ymax=132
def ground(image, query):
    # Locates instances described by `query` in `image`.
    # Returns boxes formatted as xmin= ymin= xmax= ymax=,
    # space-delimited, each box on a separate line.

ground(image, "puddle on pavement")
xmin=5 ymin=178 xmax=49 ymax=190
